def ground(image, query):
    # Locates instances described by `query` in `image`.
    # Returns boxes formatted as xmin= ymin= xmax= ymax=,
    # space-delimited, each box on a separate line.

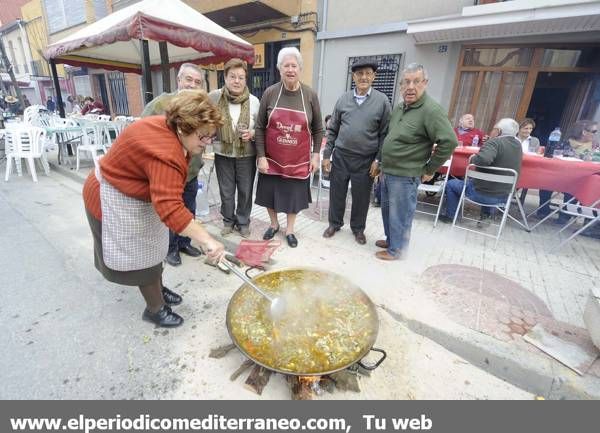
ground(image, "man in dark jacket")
xmin=440 ymin=118 xmax=523 ymax=224
xmin=46 ymin=96 xmax=56 ymax=112
xmin=322 ymin=58 xmax=391 ymax=244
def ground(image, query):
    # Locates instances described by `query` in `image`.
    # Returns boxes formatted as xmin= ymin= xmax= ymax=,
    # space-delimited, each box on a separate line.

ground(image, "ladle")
xmin=221 ymin=260 xmax=287 ymax=319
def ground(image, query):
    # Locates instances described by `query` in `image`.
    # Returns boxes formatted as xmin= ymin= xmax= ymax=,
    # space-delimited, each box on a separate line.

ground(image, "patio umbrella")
xmin=44 ymin=0 xmax=254 ymax=115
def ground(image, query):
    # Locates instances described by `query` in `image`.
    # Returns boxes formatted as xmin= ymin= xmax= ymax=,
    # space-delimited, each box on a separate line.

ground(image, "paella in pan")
xmin=226 ymin=268 xmax=379 ymax=375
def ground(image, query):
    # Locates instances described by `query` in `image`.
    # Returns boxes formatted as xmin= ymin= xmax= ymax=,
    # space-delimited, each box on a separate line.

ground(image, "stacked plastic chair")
xmin=4 ymin=126 xmax=49 ymax=182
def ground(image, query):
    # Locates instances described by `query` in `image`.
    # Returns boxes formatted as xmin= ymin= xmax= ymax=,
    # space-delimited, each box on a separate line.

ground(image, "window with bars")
xmin=346 ymin=54 xmax=402 ymax=104
xmin=108 ymin=71 xmax=130 ymax=115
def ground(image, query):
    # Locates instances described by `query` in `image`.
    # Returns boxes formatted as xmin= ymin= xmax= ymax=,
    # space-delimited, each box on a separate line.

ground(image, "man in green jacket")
xmin=142 ymin=63 xmax=206 ymax=266
xmin=376 ymin=63 xmax=458 ymax=260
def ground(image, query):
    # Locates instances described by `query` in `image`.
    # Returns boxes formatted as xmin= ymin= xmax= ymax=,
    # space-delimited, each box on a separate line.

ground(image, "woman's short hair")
xmin=224 ymin=58 xmax=247 ymax=76
xmin=519 ymin=118 xmax=536 ymax=129
xmin=277 ymin=47 xmax=303 ymax=70
xmin=165 ymin=90 xmax=223 ymax=135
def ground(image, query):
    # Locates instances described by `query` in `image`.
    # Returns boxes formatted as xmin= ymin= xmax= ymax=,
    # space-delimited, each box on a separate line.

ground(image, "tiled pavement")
xmin=53 ymin=152 xmax=599 ymax=330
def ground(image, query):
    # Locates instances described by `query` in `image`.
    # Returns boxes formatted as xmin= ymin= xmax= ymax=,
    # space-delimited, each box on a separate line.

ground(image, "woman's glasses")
xmin=197 ymin=132 xmax=216 ymax=143
xmin=585 ymin=129 xmax=598 ymax=134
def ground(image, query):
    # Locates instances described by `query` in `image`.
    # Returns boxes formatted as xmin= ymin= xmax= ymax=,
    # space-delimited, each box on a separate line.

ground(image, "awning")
xmin=43 ymin=0 xmax=254 ymax=73
xmin=407 ymin=0 xmax=600 ymax=44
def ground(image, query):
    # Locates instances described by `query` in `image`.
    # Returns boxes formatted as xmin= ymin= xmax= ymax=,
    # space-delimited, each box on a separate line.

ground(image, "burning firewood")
xmin=287 ymin=376 xmax=315 ymax=400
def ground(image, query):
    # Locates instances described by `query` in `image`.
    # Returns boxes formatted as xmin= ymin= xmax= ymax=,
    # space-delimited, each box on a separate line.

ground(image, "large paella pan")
xmin=226 ymin=268 xmax=385 ymax=376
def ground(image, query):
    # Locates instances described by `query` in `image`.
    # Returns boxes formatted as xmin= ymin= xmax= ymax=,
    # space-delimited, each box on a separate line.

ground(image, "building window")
xmin=8 ymin=41 xmax=19 ymax=74
xmin=93 ymin=0 xmax=109 ymax=21
xmin=17 ymin=37 xmax=28 ymax=74
xmin=108 ymin=71 xmax=130 ymax=115
xmin=450 ymin=45 xmax=600 ymax=137
xmin=346 ymin=54 xmax=402 ymax=104
xmin=463 ymin=47 xmax=533 ymax=68
xmin=44 ymin=0 xmax=86 ymax=34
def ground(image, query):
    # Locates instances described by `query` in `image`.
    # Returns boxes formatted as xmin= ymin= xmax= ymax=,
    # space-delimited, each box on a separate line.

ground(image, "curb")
xmin=380 ymin=304 xmax=600 ymax=400
xmin=48 ymin=161 xmax=88 ymax=184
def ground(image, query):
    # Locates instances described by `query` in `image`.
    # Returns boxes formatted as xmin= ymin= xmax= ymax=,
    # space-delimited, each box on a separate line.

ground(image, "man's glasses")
xmin=400 ymin=79 xmax=427 ymax=88
xmin=182 ymin=75 xmax=203 ymax=87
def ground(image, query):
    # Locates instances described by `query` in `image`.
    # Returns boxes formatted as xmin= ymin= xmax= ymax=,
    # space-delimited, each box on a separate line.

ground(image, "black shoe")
xmin=165 ymin=250 xmax=181 ymax=266
xmin=162 ymin=286 xmax=182 ymax=306
xmin=353 ymin=231 xmax=366 ymax=245
xmin=142 ymin=305 xmax=184 ymax=327
xmin=286 ymin=234 xmax=298 ymax=248
xmin=179 ymin=244 xmax=202 ymax=257
xmin=322 ymin=225 xmax=340 ymax=238
xmin=263 ymin=226 xmax=279 ymax=240
xmin=438 ymin=215 xmax=453 ymax=224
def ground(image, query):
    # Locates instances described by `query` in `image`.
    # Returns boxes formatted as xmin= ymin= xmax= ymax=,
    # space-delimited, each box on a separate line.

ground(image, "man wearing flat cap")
xmin=322 ymin=57 xmax=391 ymax=245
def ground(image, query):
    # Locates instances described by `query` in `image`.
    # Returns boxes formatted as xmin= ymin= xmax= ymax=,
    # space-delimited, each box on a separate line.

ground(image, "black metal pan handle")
xmin=357 ymin=347 xmax=387 ymax=371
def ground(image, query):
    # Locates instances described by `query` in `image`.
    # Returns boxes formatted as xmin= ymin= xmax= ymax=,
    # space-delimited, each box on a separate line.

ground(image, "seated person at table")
xmin=516 ymin=118 xmax=541 ymax=202
xmin=563 ymin=120 xmax=599 ymax=161
xmin=454 ymin=113 xmax=486 ymax=147
xmin=516 ymin=118 xmax=541 ymax=154
xmin=538 ymin=120 xmax=599 ymax=222
xmin=440 ymin=118 xmax=522 ymax=224
xmin=81 ymin=96 xmax=106 ymax=115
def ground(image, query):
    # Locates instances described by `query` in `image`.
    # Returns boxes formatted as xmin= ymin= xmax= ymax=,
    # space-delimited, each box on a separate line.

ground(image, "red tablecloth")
xmin=448 ymin=147 xmax=600 ymax=206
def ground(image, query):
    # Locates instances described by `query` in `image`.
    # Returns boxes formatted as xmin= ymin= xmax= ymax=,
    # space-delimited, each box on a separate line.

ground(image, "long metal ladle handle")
xmin=220 ymin=259 xmax=274 ymax=302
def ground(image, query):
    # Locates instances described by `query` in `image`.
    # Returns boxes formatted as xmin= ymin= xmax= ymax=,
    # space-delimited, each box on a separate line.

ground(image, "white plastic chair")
xmin=417 ymin=156 xmax=453 ymax=227
xmin=76 ymin=119 xmax=108 ymax=171
xmin=4 ymin=126 xmax=49 ymax=182
xmin=23 ymin=105 xmax=48 ymax=124
xmin=451 ymin=164 xmax=518 ymax=248
xmin=54 ymin=118 xmax=84 ymax=161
